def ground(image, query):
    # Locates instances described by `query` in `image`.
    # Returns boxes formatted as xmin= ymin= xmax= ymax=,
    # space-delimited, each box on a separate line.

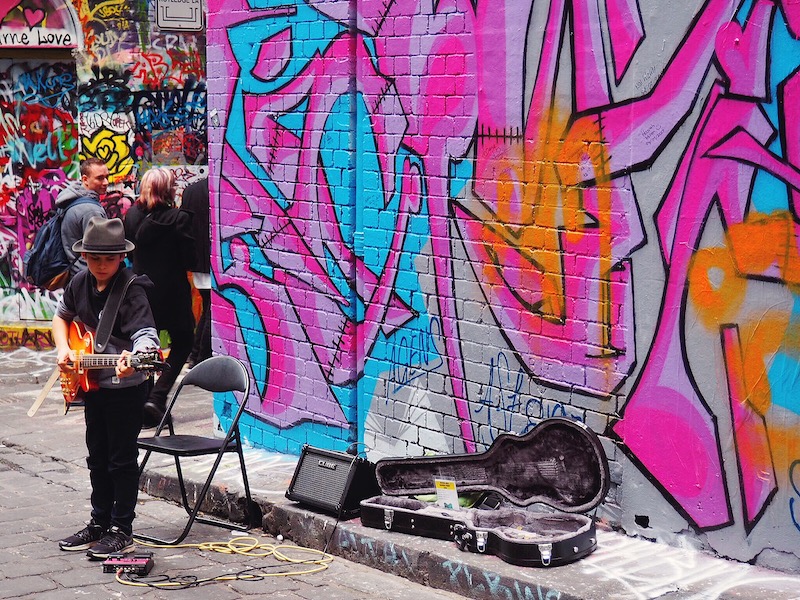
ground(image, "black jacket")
xmin=179 ymin=178 xmax=210 ymax=274
xmin=56 ymin=267 xmax=159 ymax=388
xmin=124 ymin=203 xmax=195 ymax=331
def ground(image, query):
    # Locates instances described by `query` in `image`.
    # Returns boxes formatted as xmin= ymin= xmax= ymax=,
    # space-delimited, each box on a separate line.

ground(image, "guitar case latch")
xmin=476 ymin=530 xmax=488 ymax=553
xmin=538 ymin=542 xmax=553 ymax=566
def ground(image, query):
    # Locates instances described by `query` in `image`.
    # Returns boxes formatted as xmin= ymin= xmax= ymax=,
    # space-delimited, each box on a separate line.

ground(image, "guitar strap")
xmin=27 ymin=367 xmax=61 ymax=418
xmin=94 ymin=270 xmax=137 ymax=353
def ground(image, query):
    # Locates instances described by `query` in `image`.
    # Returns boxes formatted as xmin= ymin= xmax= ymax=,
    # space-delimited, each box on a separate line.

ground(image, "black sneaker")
xmin=86 ymin=526 xmax=134 ymax=560
xmin=59 ymin=521 xmax=106 ymax=551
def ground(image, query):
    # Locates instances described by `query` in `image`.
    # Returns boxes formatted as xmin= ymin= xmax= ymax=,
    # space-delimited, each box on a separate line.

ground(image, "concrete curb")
xmin=5 ymin=345 xmax=798 ymax=599
xmin=138 ymin=466 xmax=800 ymax=600
xmin=139 ymin=466 xmax=597 ymax=600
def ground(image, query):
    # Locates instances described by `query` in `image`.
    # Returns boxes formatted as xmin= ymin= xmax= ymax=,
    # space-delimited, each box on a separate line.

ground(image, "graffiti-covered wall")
xmin=208 ymin=0 xmax=800 ymax=571
xmin=0 ymin=0 xmax=206 ymax=323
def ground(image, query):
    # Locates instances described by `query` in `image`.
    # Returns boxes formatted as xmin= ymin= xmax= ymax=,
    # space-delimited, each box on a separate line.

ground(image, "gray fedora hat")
xmin=72 ymin=216 xmax=135 ymax=254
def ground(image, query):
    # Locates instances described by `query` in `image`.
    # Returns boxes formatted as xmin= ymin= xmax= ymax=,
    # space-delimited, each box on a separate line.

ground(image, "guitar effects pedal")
xmin=102 ymin=551 xmax=154 ymax=575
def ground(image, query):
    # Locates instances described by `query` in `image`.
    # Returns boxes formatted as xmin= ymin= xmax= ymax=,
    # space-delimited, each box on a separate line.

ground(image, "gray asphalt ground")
xmin=3 ymin=347 xmax=800 ymax=600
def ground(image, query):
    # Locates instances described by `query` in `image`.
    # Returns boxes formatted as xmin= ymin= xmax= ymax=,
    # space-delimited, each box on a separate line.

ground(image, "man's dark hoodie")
xmin=55 ymin=181 xmax=107 ymax=276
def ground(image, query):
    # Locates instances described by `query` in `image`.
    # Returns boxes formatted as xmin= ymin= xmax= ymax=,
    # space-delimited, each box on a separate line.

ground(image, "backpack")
xmin=24 ymin=197 xmax=98 ymax=291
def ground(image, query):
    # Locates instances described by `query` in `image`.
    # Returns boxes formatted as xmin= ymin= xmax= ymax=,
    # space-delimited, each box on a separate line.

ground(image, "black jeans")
xmin=84 ymin=383 xmax=147 ymax=535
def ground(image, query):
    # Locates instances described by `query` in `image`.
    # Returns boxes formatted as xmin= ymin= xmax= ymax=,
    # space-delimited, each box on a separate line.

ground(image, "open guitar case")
xmin=360 ymin=418 xmax=610 ymax=567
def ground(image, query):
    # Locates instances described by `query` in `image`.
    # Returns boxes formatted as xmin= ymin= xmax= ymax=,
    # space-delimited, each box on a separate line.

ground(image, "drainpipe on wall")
xmin=350 ymin=0 xmax=365 ymax=456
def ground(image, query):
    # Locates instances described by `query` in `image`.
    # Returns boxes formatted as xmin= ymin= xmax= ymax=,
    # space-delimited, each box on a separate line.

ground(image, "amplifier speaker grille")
xmin=286 ymin=446 xmax=380 ymax=518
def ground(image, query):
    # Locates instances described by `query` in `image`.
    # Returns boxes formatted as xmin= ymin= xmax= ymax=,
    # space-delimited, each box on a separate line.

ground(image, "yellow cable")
xmin=116 ymin=536 xmax=334 ymax=589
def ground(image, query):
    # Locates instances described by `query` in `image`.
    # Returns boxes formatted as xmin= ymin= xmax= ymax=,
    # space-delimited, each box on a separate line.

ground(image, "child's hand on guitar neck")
xmin=56 ymin=347 xmax=77 ymax=374
xmin=115 ymin=350 xmax=136 ymax=379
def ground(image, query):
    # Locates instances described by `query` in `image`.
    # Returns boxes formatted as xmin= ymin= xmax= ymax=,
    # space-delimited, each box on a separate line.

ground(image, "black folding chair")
xmin=136 ymin=355 xmax=255 ymax=545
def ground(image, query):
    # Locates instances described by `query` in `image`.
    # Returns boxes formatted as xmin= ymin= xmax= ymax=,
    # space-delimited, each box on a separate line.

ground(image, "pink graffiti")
xmin=209 ymin=6 xmax=422 ymax=427
xmin=460 ymin=0 xmax=642 ymax=396
xmin=23 ymin=7 xmax=44 ymax=27
xmin=369 ymin=0 xmax=479 ymax=448
xmin=1 ymin=168 xmax=69 ymax=290
xmin=614 ymin=0 xmax=777 ymax=529
xmin=0 ymin=0 xmax=22 ymax=24
xmin=303 ymin=0 xmax=479 ymax=446
xmin=459 ymin=0 xmax=740 ymax=404
xmin=213 ymin=172 xmax=349 ymax=426
xmin=721 ymin=325 xmax=777 ymax=531
xmin=779 ymin=63 xmax=800 ymax=215
xmin=209 ymin=1 xmax=478 ymax=442
xmin=0 ymin=0 xmax=72 ymax=30
xmin=208 ymin=0 xmax=752 ymax=461
xmin=210 ymin=3 xmax=800 ymax=538
xmin=605 ymin=0 xmax=645 ymax=82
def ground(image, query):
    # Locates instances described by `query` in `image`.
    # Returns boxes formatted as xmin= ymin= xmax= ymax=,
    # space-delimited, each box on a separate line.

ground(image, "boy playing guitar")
xmin=52 ymin=217 xmax=160 ymax=561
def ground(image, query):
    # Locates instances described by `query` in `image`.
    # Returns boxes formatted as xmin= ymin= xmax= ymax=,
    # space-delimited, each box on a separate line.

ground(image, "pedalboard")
xmin=102 ymin=551 xmax=154 ymax=575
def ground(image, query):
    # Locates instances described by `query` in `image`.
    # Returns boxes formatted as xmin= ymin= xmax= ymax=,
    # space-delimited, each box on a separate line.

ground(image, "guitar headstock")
xmin=129 ymin=350 xmax=169 ymax=372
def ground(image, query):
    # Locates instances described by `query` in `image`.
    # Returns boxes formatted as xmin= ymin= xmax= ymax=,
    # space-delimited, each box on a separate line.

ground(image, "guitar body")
xmin=57 ymin=322 xmax=166 ymax=412
xmin=60 ymin=322 xmax=99 ymax=408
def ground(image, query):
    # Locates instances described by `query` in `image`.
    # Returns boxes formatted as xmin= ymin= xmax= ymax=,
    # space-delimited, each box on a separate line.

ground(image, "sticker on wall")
xmin=157 ymin=0 xmax=205 ymax=32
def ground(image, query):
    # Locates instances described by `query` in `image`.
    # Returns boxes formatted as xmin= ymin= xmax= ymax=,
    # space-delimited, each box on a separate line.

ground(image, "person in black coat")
xmin=179 ymin=177 xmax=211 ymax=367
xmin=124 ymin=167 xmax=195 ymax=427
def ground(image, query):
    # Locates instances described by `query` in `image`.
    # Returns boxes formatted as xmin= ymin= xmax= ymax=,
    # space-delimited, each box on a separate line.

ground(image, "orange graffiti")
xmin=688 ymin=246 xmax=746 ymax=328
xmin=689 ymin=211 xmax=800 ymax=416
xmin=473 ymin=108 xmax=616 ymax=333
xmin=728 ymin=211 xmax=800 ymax=283
xmin=740 ymin=316 xmax=791 ymax=415
xmin=765 ymin=424 xmax=800 ymax=483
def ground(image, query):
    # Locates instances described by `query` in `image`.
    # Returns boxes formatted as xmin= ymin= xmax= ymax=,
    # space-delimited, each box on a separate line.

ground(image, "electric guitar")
xmin=59 ymin=321 xmax=166 ymax=411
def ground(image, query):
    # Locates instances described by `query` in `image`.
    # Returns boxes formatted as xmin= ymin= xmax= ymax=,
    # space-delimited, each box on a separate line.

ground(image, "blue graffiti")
xmin=17 ymin=64 xmax=77 ymax=111
xmin=475 ymin=351 xmax=531 ymax=439
xmin=524 ymin=398 xmax=584 ymax=425
xmin=443 ymin=560 xmax=479 ymax=589
xmin=76 ymin=66 xmax=133 ymax=113
xmin=485 ymin=571 xmax=515 ymax=600
xmin=441 ymin=560 xmax=561 ymax=599
xmin=3 ymin=132 xmax=70 ymax=168
xmin=476 ymin=351 xmax=584 ymax=443
xmin=480 ymin=351 xmax=525 ymax=410
xmin=388 ymin=316 xmax=444 ymax=393
xmin=791 ymin=460 xmax=800 ymax=532
xmin=132 ymin=79 xmax=206 ymax=134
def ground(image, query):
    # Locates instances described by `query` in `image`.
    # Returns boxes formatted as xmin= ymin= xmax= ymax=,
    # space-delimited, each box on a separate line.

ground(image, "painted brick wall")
xmin=209 ymin=0 xmax=800 ymax=572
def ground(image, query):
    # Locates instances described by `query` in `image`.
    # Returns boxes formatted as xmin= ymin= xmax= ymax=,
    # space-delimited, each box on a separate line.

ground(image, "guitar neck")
xmin=77 ymin=354 xmax=125 ymax=369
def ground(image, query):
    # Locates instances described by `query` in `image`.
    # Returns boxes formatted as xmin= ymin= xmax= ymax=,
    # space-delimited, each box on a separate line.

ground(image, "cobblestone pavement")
xmin=0 ymin=348 xmax=463 ymax=599
xmin=0 ymin=445 xmax=466 ymax=599
xmin=4 ymin=348 xmax=800 ymax=600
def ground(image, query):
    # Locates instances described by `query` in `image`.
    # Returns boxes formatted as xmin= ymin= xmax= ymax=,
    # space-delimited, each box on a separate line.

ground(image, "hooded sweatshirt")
xmin=55 ymin=181 xmax=107 ymax=276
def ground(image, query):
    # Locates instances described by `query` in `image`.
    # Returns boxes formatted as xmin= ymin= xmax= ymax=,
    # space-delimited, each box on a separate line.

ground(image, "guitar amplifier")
xmin=286 ymin=445 xmax=380 ymax=519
